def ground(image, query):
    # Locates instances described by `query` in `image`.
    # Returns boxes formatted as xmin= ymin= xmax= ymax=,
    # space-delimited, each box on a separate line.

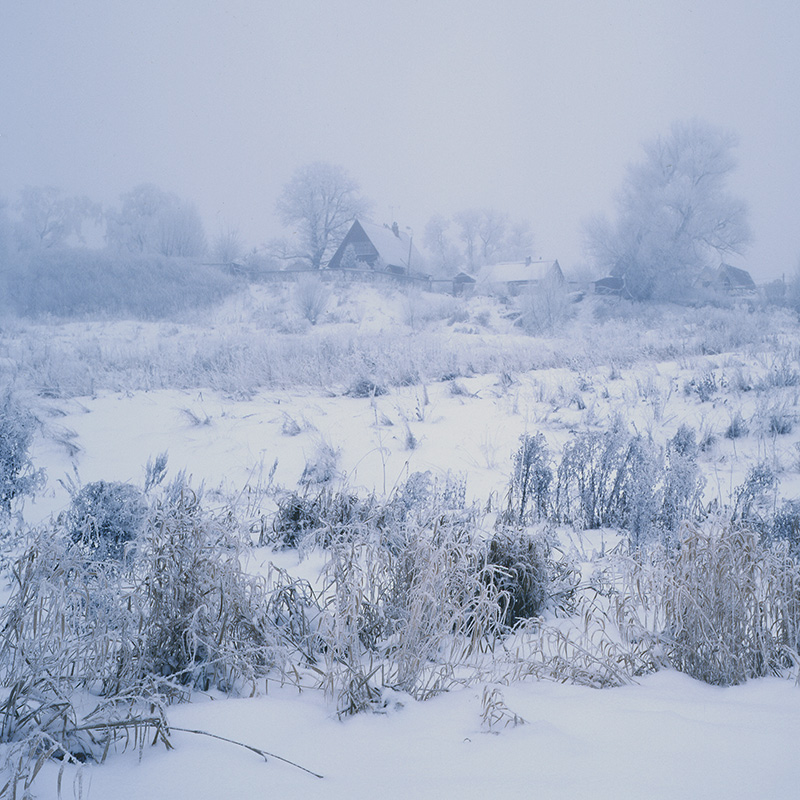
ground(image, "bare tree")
xmin=453 ymin=209 xmax=482 ymax=271
xmin=211 ymin=227 xmax=244 ymax=265
xmin=476 ymin=208 xmax=509 ymax=264
xmin=502 ymin=220 xmax=535 ymax=261
xmin=275 ymin=162 xmax=370 ymax=269
xmin=423 ymin=214 xmax=462 ymax=275
xmin=15 ymin=186 xmax=101 ymax=250
xmin=585 ymin=119 xmax=751 ymax=300
xmin=106 ymin=184 xmax=207 ymax=258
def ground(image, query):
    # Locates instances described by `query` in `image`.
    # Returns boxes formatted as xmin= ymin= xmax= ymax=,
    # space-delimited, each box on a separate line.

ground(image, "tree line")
xmin=0 ymin=118 xmax=758 ymax=303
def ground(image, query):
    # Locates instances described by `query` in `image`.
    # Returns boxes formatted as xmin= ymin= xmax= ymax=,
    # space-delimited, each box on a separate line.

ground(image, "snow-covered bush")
xmin=65 ymin=480 xmax=147 ymax=560
xmin=770 ymin=500 xmax=800 ymax=561
xmin=485 ymin=526 xmax=571 ymax=627
xmin=0 ymin=392 xmax=44 ymax=516
xmin=505 ymin=433 xmax=552 ymax=522
xmin=0 ymin=477 xmax=285 ymax=795
xmin=733 ymin=462 xmax=777 ymax=527
xmin=660 ymin=425 xmax=704 ymax=533
xmin=299 ymin=439 xmax=340 ymax=485
xmin=554 ymin=422 xmax=661 ymax=543
xmin=134 ymin=481 xmax=282 ymax=690
xmin=624 ymin=518 xmax=800 ymax=685
xmin=293 ymin=275 xmax=330 ymax=325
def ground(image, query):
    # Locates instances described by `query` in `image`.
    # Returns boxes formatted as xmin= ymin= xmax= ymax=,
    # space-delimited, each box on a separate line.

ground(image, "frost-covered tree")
xmin=106 ymin=184 xmax=207 ymax=258
xmin=453 ymin=209 xmax=482 ymax=271
xmin=585 ymin=119 xmax=750 ymax=301
xmin=211 ymin=227 xmax=244 ymax=265
xmin=453 ymin=208 xmax=534 ymax=271
xmin=422 ymin=214 xmax=462 ymax=275
xmin=14 ymin=185 xmax=101 ymax=250
xmin=275 ymin=162 xmax=370 ymax=269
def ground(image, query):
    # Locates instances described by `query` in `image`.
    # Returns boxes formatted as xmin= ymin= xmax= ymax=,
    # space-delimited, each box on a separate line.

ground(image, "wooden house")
xmin=327 ymin=220 xmax=426 ymax=275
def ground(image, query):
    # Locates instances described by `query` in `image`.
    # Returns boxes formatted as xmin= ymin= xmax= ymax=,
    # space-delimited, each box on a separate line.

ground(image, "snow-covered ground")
xmin=4 ymin=284 xmax=800 ymax=798
xmin=35 ymin=672 xmax=800 ymax=800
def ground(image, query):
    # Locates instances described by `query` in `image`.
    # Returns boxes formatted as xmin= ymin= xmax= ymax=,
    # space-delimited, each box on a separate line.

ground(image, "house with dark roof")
xmin=327 ymin=220 xmax=426 ymax=276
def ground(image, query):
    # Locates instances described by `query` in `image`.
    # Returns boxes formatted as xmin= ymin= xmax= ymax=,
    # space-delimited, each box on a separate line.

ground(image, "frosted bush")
xmin=623 ymin=519 xmax=800 ymax=685
xmin=65 ymin=480 xmax=148 ymax=560
xmin=293 ymin=275 xmax=330 ymax=325
xmin=0 ymin=392 xmax=44 ymax=516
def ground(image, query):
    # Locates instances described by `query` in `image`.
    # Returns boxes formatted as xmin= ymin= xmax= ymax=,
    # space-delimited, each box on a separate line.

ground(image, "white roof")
xmin=359 ymin=220 xmax=424 ymax=270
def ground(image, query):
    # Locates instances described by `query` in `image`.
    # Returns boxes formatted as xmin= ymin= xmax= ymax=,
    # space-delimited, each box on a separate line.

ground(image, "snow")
xmin=6 ymin=285 xmax=800 ymax=798
xmin=35 ymin=673 xmax=800 ymax=799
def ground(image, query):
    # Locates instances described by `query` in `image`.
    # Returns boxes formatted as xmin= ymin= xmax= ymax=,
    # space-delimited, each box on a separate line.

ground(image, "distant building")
xmin=327 ymin=219 xmax=426 ymax=276
xmin=695 ymin=264 xmax=756 ymax=296
xmin=476 ymin=258 xmax=564 ymax=295
xmin=452 ymin=271 xmax=477 ymax=295
xmin=592 ymin=276 xmax=628 ymax=297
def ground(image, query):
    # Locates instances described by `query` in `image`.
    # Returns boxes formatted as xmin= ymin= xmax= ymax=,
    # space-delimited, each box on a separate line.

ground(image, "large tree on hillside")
xmin=585 ymin=119 xmax=750 ymax=300
xmin=275 ymin=162 xmax=370 ymax=269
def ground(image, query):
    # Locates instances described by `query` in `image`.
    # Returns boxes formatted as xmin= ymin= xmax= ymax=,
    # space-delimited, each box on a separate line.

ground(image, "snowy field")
xmin=3 ymin=282 xmax=800 ymax=799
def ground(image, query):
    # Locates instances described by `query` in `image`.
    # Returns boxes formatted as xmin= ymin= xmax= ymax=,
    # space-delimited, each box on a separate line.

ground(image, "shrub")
xmin=0 ymin=477 xmax=286 ymax=795
xmin=484 ymin=527 xmax=554 ymax=626
xmin=0 ymin=392 xmax=44 ymax=516
xmin=661 ymin=425 xmax=703 ymax=532
xmin=625 ymin=519 xmax=800 ymax=685
xmin=269 ymin=488 xmax=377 ymax=549
xmin=293 ymin=275 xmax=330 ymax=325
xmin=733 ymin=462 xmax=777 ymax=526
xmin=506 ymin=433 xmax=552 ymax=521
xmin=65 ymin=480 xmax=148 ymax=560
xmin=346 ymin=378 xmax=388 ymax=398
xmin=770 ymin=500 xmax=800 ymax=560
xmin=299 ymin=439 xmax=340 ymax=485
xmin=554 ymin=422 xmax=661 ymax=543
xmin=134 ymin=483 xmax=282 ymax=690
xmin=725 ymin=411 xmax=749 ymax=440
xmin=684 ymin=371 xmax=717 ymax=402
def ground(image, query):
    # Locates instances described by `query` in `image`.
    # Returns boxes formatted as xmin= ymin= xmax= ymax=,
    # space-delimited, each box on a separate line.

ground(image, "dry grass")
xmin=619 ymin=517 xmax=800 ymax=685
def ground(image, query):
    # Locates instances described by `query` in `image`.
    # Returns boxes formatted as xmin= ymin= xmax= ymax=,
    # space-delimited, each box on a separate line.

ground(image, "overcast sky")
xmin=2 ymin=0 xmax=798 ymax=279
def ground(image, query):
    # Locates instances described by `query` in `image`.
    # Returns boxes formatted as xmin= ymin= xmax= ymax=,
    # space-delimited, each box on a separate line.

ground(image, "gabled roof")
xmin=358 ymin=221 xmax=421 ymax=270
xmin=717 ymin=264 xmax=756 ymax=289
xmin=327 ymin=219 xmax=425 ymax=272
xmin=477 ymin=259 xmax=562 ymax=286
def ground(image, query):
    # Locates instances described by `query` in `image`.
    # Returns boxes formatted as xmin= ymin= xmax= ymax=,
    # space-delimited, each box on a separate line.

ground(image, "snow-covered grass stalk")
xmin=0 ymin=480 xmax=287 ymax=796
xmin=2 ymin=298 xmax=795 ymax=399
xmin=619 ymin=517 xmax=800 ymax=685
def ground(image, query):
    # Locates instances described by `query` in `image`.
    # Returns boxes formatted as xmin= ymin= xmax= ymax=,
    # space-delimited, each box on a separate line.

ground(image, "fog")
xmin=2 ymin=0 xmax=798 ymax=279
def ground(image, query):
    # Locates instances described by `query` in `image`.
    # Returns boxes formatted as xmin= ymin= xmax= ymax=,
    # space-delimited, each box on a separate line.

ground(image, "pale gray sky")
xmin=2 ymin=0 xmax=798 ymax=279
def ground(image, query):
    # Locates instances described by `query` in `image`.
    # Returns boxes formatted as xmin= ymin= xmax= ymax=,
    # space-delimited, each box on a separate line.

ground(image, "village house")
xmin=475 ymin=258 xmax=564 ymax=296
xmin=327 ymin=219 xmax=427 ymax=277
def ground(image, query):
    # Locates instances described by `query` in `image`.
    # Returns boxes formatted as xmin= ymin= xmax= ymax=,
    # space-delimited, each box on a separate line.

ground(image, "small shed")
xmin=592 ymin=276 xmax=628 ymax=297
xmin=452 ymin=271 xmax=477 ymax=295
